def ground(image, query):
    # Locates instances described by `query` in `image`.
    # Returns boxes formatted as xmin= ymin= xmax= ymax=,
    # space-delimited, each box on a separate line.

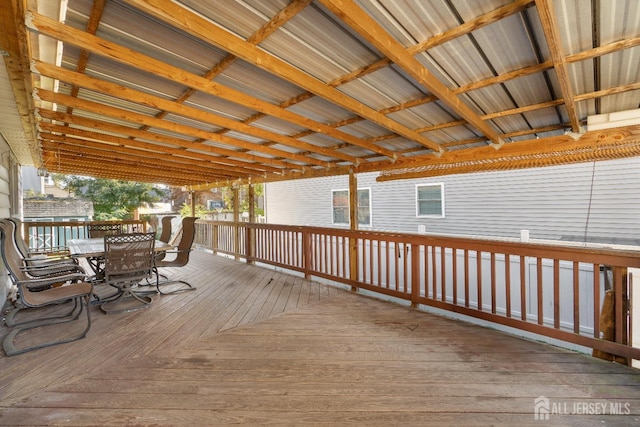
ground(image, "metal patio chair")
xmin=0 ymin=220 xmax=85 ymax=289
xmin=86 ymin=222 xmax=124 ymax=278
xmin=2 ymin=219 xmax=83 ymax=276
xmin=0 ymin=225 xmax=92 ymax=356
xmin=100 ymin=232 xmax=156 ymax=314
xmin=153 ymin=215 xmax=175 ymax=264
xmin=154 ymin=217 xmax=197 ymax=295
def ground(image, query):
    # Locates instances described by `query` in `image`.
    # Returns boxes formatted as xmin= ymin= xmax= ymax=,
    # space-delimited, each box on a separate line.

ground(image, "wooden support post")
xmin=349 ymin=171 xmax=358 ymax=292
xmin=248 ymin=184 xmax=255 ymax=222
xmin=190 ymin=191 xmax=196 ymax=218
xmin=233 ymin=186 xmax=240 ymax=260
xmin=247 ymin=184 xmax=255 ymax=265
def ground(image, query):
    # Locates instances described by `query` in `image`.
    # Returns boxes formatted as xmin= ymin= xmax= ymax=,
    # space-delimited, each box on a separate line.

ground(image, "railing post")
xmin=212 ymin=223 xmax=218 ymax=255
xmin=349 ymin=234 xmax=358 ymax=292
xmin=613 ymin=266 xmax=629 ymax=364
xmin=246 ymin=223 xmax=254 ymax=265
xmin=302 ymin=229 xmax=311 ymax=279
xmin=410 ymin=243 xmax=420 ymax=308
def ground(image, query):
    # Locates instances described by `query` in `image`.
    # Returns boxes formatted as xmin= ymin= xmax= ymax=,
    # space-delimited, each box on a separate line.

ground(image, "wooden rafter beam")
xmin=39 ymin=132 xmax=246 ymax=179
xmin=41 ymin=143 xmax=236 ymax=184
xmin=34 ymin=60 xmax=360 ymax=165
xmin=26 ymin=11 xmax=398 ymax=161
xmin=233 ymin=0 xmax=534 ymax=145
xmin=318 ymin=0 xmax=503 ymax=147
xmin=330 ymin=0 xmax=535 ymax=87
xmin=134 ymin=0 xmax=312 ymax=149
xmin=535 ymin=0 xmax=580 ymax=132
xmin=374 ymin=125 xmax=640 ymax=181
xmin=39 ymin=124 xmax=271 ymax=177
xmin=65 ymin=0 xmax=106 ymax=117
xmin=0 ymin=0 xmax=40 ymax=165
xmin=36 ymin=89 xmax=328 ymax=169
xmin=42 ymin=153 xmax=218 ymax=185
xmin=121 ymin=0 xmax=442 ymax=156
xmin=38 ymin=110 xmax=285 ymax=174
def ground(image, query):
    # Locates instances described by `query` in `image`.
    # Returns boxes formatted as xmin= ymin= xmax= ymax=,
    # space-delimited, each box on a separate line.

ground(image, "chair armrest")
xmin=16 ymin=271 xmax=88 ymax=290
xmin=156 ymin=249 xmax=192 ymax=256
xmin=25 ymin=254 xmax=75 ymax=263
xmin=21 ymin=263 xmax=85 ymax=275
xmin=21 ymin=259 xmax=78 ymax=269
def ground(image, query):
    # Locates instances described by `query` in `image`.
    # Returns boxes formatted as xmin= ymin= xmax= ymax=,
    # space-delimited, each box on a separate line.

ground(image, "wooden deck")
xmin=1 ymin=250 xmax=640 ymax=426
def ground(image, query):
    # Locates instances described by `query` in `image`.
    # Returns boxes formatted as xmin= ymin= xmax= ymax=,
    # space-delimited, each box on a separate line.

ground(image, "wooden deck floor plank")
xmin=235 ymin=269 xmax=291 ymax=326
xmin=0 ymin=408 xmax=613 ymax=427
xmin=265 ymin=272 xmax=296 ymax=318
xmin=49 ymin=377 xmax=640 ymax=400
xmin=1 ymin=250 xmax=639 ymax=425
xmin=252 ymin=271 xmax=293 ymax=322
xmin=216 ymin=267 xmax=284 ymax=332
xmin=75 ymin=364 xmax=640 ymax=387
xmin=283 ymin=275 xmax=305 ymax=311
xmin=135 ymin=262 xmax=254 ymax=355
xmin=13 ymin=390 xmax=640 ymax=414
xmin=147 ymin=256 xmax=280 ymax=348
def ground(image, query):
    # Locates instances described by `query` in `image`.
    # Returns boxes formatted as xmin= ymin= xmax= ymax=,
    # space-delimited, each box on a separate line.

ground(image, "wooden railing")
xmin=195 ymin=220 xmax=640 ymax=362
xmin=23 ymin=220 xmax=146 ymax=254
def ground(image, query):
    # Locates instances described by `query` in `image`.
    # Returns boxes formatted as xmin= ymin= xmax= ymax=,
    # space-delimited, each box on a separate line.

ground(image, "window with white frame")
xmin=332 ymin=188 xmax=371 ymax=226
xmin=416 ymin=183 xmax=444 ymax=217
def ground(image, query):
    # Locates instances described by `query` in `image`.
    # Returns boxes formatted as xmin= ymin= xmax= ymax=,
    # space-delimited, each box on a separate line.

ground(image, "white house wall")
xmin=0 ymin=166 xmax=11 ymax=219
xmin=0 ymin=138 xmax=21 ymax=305
xmin=265 ymin=157 xmax=640 ymax=244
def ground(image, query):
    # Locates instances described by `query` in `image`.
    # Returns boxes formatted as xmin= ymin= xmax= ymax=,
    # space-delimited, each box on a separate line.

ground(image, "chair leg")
xmin=100 ymin=285 xmax=153 ymax=315
xmin=156 ymin=279 xmax=196 ymax=295
xmin=4 ymin=298 xmax=82 ymax=327
xmin=154 ymin=269 xmax=196 ymax=295
xmin=3 ymin=295 xmax=91 ymax=356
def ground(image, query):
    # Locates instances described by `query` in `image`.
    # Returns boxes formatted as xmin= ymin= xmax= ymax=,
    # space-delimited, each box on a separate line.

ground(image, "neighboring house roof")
xmin=24 ymin=197 xmax=94 ymax=219
xmin=1 ymin=1 xmax=639 ymax=188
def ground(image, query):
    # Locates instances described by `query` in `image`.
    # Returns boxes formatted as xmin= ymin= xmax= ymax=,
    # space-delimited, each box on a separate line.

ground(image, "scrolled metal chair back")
xmin=104 ymin=232 xmax=155 ymax=285
xmin=87 ymin=223 xmax=123 ymax=238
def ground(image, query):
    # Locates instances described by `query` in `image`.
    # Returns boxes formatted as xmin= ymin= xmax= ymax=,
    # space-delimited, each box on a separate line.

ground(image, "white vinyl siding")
xmin=265 ymin=157 xmax=640 ymax=245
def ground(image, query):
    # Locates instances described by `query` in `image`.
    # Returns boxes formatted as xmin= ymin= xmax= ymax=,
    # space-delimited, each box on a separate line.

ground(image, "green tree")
xmin=220 ymin=184 xmax=264 ymax=214
xmin=52 ymin=175 xmax=166 ymax=220
xmin=179 ymin=201 xmax=208 ymax=218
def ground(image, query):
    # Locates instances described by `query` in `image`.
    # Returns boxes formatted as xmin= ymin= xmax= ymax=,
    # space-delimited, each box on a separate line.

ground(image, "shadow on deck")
xmin=1 ymin=250 xmax=639 ymax=425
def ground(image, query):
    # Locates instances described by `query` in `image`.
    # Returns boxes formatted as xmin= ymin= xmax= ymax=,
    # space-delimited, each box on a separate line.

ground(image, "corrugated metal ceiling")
xmin=0 ymin=0 xmax=638 ymax=187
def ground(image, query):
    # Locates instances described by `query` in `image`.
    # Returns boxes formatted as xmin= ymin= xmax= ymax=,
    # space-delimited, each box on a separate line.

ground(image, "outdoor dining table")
xmin=68 ymin=237 xmax=173 ymax=281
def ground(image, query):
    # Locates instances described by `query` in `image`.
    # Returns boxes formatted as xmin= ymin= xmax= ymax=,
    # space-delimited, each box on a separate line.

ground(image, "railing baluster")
xmin=431 ymin=246 xmax=437 ymax=300
xmin=537 ymin=257 xmax=543 ymax=325
xmin=452 ymin=248 xmax=457 ymax=306
xmin=491 ymin=252 xmax=496 ymax=314
xmin=520 ymin=255 xmax=526 ymax=321
xmin=464 ymin=249 xmax=469 ymax=308
xmin=554 ymin=259 xmax=560 ymax=329
xmin=505 ymin=254 xmax=511 ymax=318
xmin=593 ymin=265 xmax=601 ymax=338
xmin=477 ymin=251 xmax=482 ymax=311
xmin=573 ymin=261 xmax=580 ymax=334
xmin=440 ymin=246 xmax=446 ymax=302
